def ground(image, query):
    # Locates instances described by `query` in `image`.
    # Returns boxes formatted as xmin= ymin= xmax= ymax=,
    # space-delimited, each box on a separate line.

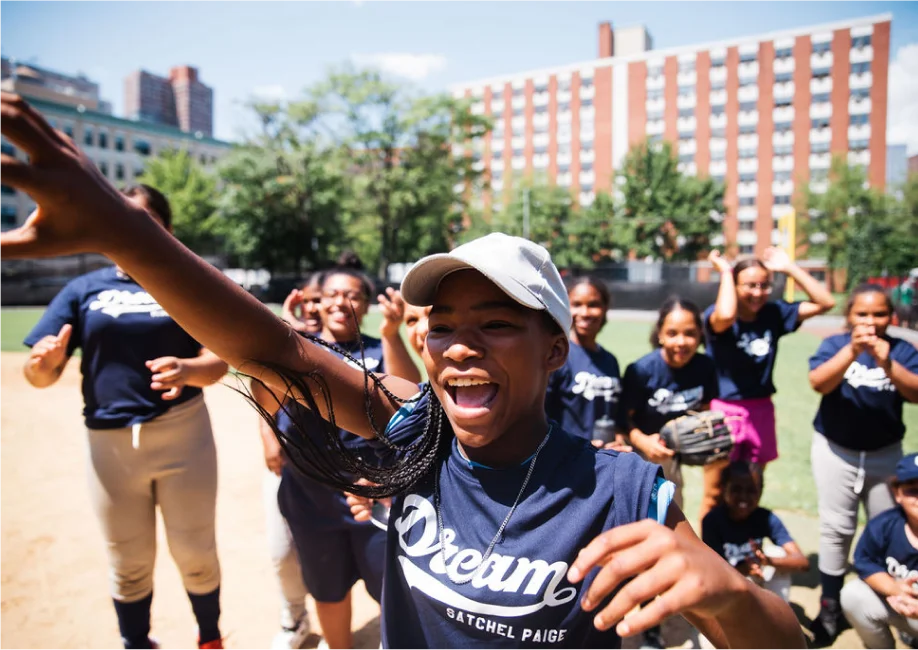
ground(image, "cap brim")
xmin=401 ymin=254 xmax=544 ymax=311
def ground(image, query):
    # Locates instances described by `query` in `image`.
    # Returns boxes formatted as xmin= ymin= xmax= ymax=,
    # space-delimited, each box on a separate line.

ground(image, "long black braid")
xmin=235 ymin=331 xmax=453 ymax=500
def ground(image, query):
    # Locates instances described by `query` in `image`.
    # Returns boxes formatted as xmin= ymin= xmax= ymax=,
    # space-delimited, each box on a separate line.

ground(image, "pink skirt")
xmin=711 ymin=397 xmax=778 ymax=464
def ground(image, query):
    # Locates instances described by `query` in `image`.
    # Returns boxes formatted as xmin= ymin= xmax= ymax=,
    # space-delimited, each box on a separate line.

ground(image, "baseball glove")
xmin=659 ymin=410 xmax=734 ymax=466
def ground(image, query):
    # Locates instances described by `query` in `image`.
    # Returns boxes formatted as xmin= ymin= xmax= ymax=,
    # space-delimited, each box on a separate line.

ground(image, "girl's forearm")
xmin=809 ymin=344 xmax=856 ymax=394
xmin=182 ymin=350 xmax=229 ymax=388
xmin=787 ymin=264 xmax=835 ymax=311
xmin=709 ymin=272 xmax=737 ymax=333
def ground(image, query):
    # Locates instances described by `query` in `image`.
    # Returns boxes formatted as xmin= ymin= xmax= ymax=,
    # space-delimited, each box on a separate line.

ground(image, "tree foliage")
xmin=616 ymin=140 xmax=725 ymax=261
xmin=136 ymin=149 xmax=221 ymax=255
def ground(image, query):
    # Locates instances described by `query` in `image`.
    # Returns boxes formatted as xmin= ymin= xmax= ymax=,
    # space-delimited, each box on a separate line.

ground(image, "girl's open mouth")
xmin=444 ymin=377 xmax=499 ymax=418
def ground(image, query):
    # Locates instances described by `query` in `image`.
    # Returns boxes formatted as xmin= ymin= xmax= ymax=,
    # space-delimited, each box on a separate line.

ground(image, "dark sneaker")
xmin=808 ymin=598 xmax=850 ymax=648
xmin=899 ymin=630 xmax=918 ymax=649
xmin=640 ymin=626 xmax=665 ymax=649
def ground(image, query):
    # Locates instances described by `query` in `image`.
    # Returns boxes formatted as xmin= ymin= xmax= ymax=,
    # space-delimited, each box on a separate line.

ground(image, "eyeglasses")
xmin=900 ymin=485 xmax=918 ymax=498
xmin=321 ymin=291 xmax=368 ymax=303
xmin=739 ymin=282 xmax=773 ymax=293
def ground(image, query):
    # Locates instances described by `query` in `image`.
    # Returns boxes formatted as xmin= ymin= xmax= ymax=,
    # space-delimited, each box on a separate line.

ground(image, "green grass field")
xmin=4 ymin=306 xmax=916 ymax=518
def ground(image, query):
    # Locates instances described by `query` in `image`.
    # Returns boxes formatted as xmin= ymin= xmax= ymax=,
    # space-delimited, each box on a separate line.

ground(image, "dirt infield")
xmin=0 ymin=351 xmax=870 ymax=649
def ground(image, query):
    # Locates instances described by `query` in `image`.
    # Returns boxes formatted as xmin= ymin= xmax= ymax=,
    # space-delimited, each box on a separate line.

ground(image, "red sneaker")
xmin=198 ymin=639 xmax=223 ymax=649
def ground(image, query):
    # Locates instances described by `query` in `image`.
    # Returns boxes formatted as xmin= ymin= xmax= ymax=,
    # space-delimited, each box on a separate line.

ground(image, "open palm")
xmin=0 ymin=93 xmax=149 ymax=258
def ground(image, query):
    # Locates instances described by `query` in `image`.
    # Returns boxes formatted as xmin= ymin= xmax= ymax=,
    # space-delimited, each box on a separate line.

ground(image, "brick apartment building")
xmin=125 ymin=65 xmax=214 ymax=137
xmin=452 ymin=14 xmax=890 ymax=256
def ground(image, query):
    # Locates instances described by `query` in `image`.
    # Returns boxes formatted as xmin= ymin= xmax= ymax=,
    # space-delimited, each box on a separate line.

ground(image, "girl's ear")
xmin=547 ymin=334 xmax=569 ymax=372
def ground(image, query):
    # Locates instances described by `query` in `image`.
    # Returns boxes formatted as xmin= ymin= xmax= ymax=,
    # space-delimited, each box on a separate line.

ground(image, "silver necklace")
xmin=434 ymin=426 xmax=552 ymax=585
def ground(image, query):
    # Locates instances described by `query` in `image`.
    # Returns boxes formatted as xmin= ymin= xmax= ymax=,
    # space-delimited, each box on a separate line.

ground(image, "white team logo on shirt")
xmin=394 ymin=494 xmax=576 ymax=617
xmin=648 ymin=386 xmax=704 ymax=414
xmin=89 ymin=289 xmax=168 ymax=318
xmin=723 ymin=538 xmax=764 ymax=566
xmin=737 ymin=331 xmax=772 ymax=360
xmin=886 ymin=556 xmax=918 ymax=581
xmin=571 ymin=372 xmax=620 ymax=402
xmin=844 ymin=361 xmax=893 ymax=391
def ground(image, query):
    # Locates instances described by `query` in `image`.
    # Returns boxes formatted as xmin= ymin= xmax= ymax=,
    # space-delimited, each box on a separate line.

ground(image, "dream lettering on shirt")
xmin=89 ymin=289 xmax=168 ymax=318
xmin=394 ymin=493 xmax=576 ymax=641
xmin=736 ymin=331 xmax=772 ymax=361
xmin=722 ymin=538 xmax=764 ymax=566
xmin=886 ymin=556 xmax=918 ymax=582
xmin=648 ymin=386 xmax=704 ymax=415
xmin=845 ymin=361 xmax=894 ymax=391
xmin=571 ymin=372 xmax=620 ymax=402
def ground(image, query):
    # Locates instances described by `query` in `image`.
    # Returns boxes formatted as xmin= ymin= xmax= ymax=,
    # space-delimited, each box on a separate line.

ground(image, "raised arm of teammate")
xmin=0 ymin=92 xmax=418 ymax=437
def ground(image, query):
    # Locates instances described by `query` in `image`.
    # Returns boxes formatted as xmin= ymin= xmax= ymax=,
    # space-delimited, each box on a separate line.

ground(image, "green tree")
xmin=616 ymin=140 xmax=724 ymax=261
xmin=308 ymin=65 xmax=490 ymax=277
xmin=136 ymin=149 xmax=221 ymax=255
xmin=214 ymin=100 xmax=349 ymax=273
xmin=801 ymin=156 xmax=877 ymax=291
xmin=489 ymin=176 xmax=577 ymax=260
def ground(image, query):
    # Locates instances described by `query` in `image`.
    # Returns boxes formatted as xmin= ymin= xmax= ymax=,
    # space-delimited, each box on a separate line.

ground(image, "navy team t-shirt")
xmin=278 ymin=335 xmax=388 ymax=528
xmin=545 ymin=341 xmax=622 ymax=440
xmin=621 ymin=350 xmax=719 ymax=435
xmin=379 ymin=391 xmax=662 ymax=649
xmin=23 ymin=267 xmax=203 ymax=429
xmin=701 ymin=505 xmax=794 ymax=567
xmin=703 ymin=300 xmax=802 ymax=400
xmin=809 ymin=333 xmax=918 ymax=451
xmin=854 ymin=507 xmax=918 ymax=582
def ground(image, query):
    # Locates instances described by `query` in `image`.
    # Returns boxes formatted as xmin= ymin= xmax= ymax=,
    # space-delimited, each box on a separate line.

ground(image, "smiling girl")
xmin=545 ymin=277 xmax=623 ymax=447
xmin=0 ymin=93 xmax=804 ymax=649
xmin=807 ymin=284 xmax=918 ymax=646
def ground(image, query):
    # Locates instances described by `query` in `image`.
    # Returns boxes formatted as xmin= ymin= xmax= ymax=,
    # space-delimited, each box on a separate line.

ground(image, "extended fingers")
xmin=580 ymin=531 xmax=677 ymax=612
xmin=0 ymin=93 xmax=64 ymax=161
xmin=160 ymin=386 xmax=182 ymax=401
xmin=568 ymin=520 xmax=660 ymax=583
xmin=612 ymin=578 xmax=699 ymax=638
xmin=146 ymin=356 xmax=178 ymax=372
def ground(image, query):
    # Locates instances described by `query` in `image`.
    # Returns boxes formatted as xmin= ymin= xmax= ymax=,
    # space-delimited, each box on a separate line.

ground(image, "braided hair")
xmin=238 ymin=328 xmax=452 ymax=499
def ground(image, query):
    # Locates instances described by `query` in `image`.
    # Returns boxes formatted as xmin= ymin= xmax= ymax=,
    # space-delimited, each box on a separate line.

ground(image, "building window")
xmin=649 ymin=133 xmax=663 ymax=143
xmin=812 ymin=41 xmax=832 ymax=55
xmin=679 ymin=60 xmax=696 ymax=73
xmin=775 ymin=96 xmax=792 ymax=107
xmin=678 ymin=107 xmax=694 ymax=118
xmin=512 ymin=86 xmax=524 ymax=97
xmin=513 ymin=106 xmax=524 ymax=116
xmin=581 ymin=162 xmax=594 ymax=173
xmin=850 ymin=88 xmax=870 ymax=100
xmin=62 ymin=123 xmax=74 ymax=139
xmin=580 ymin=76 xmax=593 ymax=89
xmin=711 ymin=150 xmax=726 ymax=161
xmin=739 ymin=124 xmax=757 ymax=135
xmin=739 ymin=78 xmax=757 ymax=88
xmin=1 ymin=140 xmax=13 ymax=156
xmin=774 ymin=195 xmax=792 ymax=205
xmin=98 ymin=132 xmax=108 ymax=149
xmin=99 ymin=161 xmax=109 ymax=177
xmin=811 ymin=117 xmax=831 ymax=129
xmin=115 ymin=163 xmax=125 ymax=181
xmin=850 ymin=139 xmax=870 ymax=152
xmin=580 ymin=98 xmax=593 ymax=108
xmin=811 ymin=142 xmax=830 ymax=154
xmin=646 ymin=88 xmax=664 ymax=101
xmin=775 ymin=122 xmax=793 ymax=133
xmin=774 ymin=171 xmax=792 ymax=182
xmin=812 ymin=66 xmax=832 ymax=79
xmin=812 ymin=92 xmax=831 ymax=105
xmin=648 ymin=65 xmax=663 ymax=78
xmin=711 ymin=127 xmax=726 ymax=138
xmin=851 ymin=35 xmax=872 ymax=49
xmin=739 ymin=101 xmax=757 ymax=113
xmin=679 ymin=153 xmax=694 ymax=163
xmin=135 ymin=167 xmax=144 ymax=178
xmin=776 ymin=47 xmax=793 ymax=59
xmin=135 ymin=139 xmax=154 ymax=156
xmin=711 ymin=79 xmax=726 ymax=91
xmin=84 ymin=126 xmax=94 ymax=147
xmin=740 ymin=172 xmax=756 ymax=183
xmin=647 ymin=110 xmax=664 ymax=121
xmin=739 ymin=196 xmax=756 ymax=207
xmin=739 ymin=245 xmax=755 ymax=255
xmin=739 ymin=148 xmax=757 ymax=158
xmin=774 ymin=72 xmax=793 ymax=84
xmin=740 ymin=51 xmax=757 ymax=63
xmin=558 ymin=102 xmax=571 ymax=113
xmin=851 ymin=62 xmax=871 ymax=75
xmin=849 ymin=113 xmax=870 ymax=126
xmin=114 ymin=134 xmax=125 ymax=152
xmin=739 ymin=221 xmax=756 ymax=232
xmin=774 ymin=144 xmax=793 ymax=156
xmin=1 ymin=184 xmax=15 ymax=196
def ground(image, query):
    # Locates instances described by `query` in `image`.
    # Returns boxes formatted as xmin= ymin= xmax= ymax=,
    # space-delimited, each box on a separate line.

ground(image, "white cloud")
xmin=350 ymin=53 xmax=447 ymax=81
xmin=250 ymin=84 xmax=288 ymax=102
xmin=888 ymin=43 xmax=918 ymax=156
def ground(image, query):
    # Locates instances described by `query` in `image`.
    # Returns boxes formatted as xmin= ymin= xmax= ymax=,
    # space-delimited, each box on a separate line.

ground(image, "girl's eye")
xmin=484 ymin=321 xmax=512 ymax=330
xmin=428 ymin=324 xmax=451 ymax=334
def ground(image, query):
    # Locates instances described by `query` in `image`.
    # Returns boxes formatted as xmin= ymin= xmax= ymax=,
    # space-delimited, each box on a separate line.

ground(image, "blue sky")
xmin=3 ymin=1 xmax=917 ymax=149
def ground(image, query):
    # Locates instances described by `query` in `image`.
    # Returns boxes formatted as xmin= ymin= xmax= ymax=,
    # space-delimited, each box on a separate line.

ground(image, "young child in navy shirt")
xmin=0 ymin=99 xmax=806 ymax=650
xmin=808 ymin=284 xmax=918 ymax=646
xmin=842 ymin=453 xmax=918 ymax=649
xmin=545 ymin=276 xmax=623 ymax=447
xmin=622 ymin=297 xmax=719 ymax=512
xmin=703 ymin=248 xmax=834 ymax=490
xmin=702 ymin=462 xmax=808 ymax=602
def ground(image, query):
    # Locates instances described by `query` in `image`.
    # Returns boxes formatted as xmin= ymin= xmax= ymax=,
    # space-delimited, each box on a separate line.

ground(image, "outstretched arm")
xmin=707 ymin=250 xmax=737 ymax=334
xmin=762 ymin=247 xmax=835 ymax=321
xmin=0 ymin=93 xmax=418 ymax=436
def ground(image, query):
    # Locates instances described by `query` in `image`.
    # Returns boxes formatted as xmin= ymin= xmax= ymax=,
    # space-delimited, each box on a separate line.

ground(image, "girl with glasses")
xmin=702 ymin=248 xmax=834 ymax=518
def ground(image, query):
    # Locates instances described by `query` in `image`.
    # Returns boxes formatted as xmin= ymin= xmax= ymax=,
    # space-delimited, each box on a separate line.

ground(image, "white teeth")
xmin=446 ymin=378 xmax=492 ymax=387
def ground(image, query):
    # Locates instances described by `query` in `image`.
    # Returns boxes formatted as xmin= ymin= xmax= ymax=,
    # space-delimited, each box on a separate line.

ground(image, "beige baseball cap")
xmin=400 ymin=232 xmax=572 ymax=333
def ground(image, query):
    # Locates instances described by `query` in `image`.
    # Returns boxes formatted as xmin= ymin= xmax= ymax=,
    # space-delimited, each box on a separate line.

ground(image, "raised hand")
xmin=146 ymin=355 xmax=190 ymax=401
xmin=850 ymin=323 xmax=876 ymax=356
xmin=708 ymin=249 xmax=732 ymax=274
xmin=27 ymin=323 xmax=72 ymax=375
xmin=281 ymin=289 xmax=307 ymax=331
xmin=762 ymin=247 xmax=792 ymax=274
xmin=633 ymin=432 xmax=675 ymax=463
xmin=868 ymin=336 xmax=891 ymax=370
xmin=0 ymin=93 xmax=152 ymax=258
xmin=378 ymin=287 xmax=406 ymax=338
